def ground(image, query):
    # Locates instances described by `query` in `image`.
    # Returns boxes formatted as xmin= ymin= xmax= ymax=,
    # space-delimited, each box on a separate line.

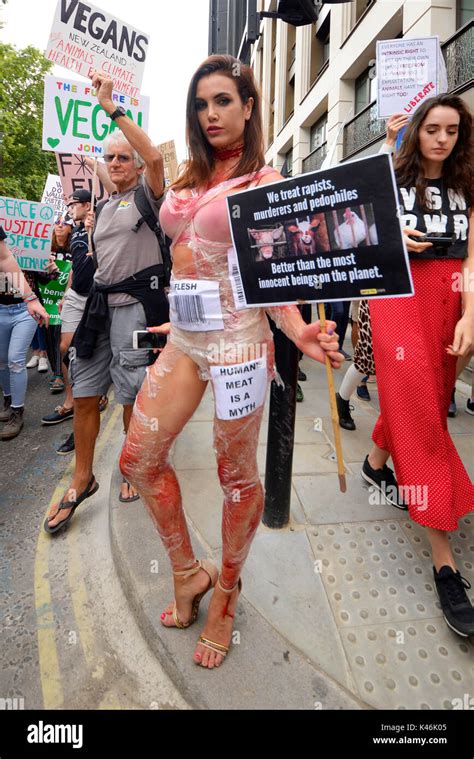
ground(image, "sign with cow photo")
xmin=226 ymin=154 xmax=413 ymax=307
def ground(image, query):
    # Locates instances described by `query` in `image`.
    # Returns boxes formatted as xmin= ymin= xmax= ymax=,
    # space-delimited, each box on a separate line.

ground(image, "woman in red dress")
xmin=363 ymin=95 xmax=474 ymax=637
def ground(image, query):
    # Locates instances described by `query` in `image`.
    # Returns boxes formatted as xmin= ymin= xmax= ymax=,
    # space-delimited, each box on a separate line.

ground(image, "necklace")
xmin=213 ymin=144 xmax=244 ymax=161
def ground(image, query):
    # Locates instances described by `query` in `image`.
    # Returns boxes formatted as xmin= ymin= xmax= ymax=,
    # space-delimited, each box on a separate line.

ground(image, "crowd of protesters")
xmin=1 ymin=57 xmax=473 ymax=664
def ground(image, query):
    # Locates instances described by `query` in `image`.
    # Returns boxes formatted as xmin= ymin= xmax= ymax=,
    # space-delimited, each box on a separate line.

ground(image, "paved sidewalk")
xmin=109 ymin=349 xmax=474 ymax=710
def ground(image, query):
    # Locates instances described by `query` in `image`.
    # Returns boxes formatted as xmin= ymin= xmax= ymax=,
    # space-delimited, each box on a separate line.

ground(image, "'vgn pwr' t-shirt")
xmin=398 ymin=178 xmax=469 ymax=260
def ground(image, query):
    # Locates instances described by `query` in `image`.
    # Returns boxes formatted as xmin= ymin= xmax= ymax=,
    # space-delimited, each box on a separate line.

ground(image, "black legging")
xmin=44 ymin=324 xmax=62 ymax=377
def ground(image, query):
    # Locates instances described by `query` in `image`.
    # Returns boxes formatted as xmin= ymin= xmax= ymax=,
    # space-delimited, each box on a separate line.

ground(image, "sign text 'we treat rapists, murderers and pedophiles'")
xmin=42 ymin=75 xmax=149 ymax=156
xmin=226 ymin=154 xmax=413 ymax=307
xmin=46 ymin=0 xmax=149 ymax=98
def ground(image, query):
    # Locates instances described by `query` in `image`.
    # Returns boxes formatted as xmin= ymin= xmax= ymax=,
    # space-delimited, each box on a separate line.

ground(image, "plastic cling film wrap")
xmin=121 ymin=169 xmax=314 ymax=588
xmin=120 ymin=339 xmax=273 ymax=587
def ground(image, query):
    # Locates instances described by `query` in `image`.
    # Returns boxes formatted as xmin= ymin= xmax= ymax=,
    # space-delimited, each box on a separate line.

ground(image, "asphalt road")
xmin=0 ymin=363 xmax=186 ymax=712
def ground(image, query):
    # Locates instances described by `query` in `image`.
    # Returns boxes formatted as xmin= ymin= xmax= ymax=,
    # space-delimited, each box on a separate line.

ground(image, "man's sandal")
xmin=44 ymin=475 xmax=99 ymax=535
xmin=196 ymin=576 xmax=242 ymax=663
xmin=162 ymin=559 xmax=218 ymax=629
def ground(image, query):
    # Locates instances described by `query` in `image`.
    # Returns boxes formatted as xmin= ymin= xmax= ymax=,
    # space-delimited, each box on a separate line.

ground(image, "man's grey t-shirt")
xmin=94 ymin=182 xmax=163 ymax=307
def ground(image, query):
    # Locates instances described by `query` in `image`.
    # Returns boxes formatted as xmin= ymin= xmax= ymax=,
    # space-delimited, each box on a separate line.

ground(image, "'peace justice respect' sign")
xmin=0 ymin=197 xmax=54 ymax=272
xmin=42 ymin=74 xmax=149 ymax=156
xmin=46 ymin=0 xmax=149 ymax=98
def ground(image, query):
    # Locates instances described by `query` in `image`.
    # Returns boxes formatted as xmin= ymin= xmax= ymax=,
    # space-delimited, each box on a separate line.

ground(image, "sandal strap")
xmin=173 ymin=559 xmax=201 ymax=578
xmin=172 ymin=603 xmax=190 ymax=629
xmin=58 ymin=474 xmax=96 ymax=511
xmin=198 ymin=635 xmax=229 ymax=655
xmin=217 ymin=575 xmax=242 ymax=593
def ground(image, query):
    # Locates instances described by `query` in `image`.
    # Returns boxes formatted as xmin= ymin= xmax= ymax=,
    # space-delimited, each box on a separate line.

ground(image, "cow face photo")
xmin=284 ymin=214 xmax=330 ymax=256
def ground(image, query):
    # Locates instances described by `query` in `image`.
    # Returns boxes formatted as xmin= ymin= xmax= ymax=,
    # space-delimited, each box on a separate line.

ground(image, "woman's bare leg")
xmin=120 ymin=345 xmax=211 ymax=624
xmin=194 ymin=406 xmax=265 ymax=668
xmin=368 ymin=443 xmax=390 ymax=470
xmin=427 ymin=527 xmax=456 ymax=571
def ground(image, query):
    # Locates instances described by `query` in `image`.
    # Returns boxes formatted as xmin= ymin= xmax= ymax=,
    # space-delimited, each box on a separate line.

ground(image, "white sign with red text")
xmin=377 ymin=37 xmax=440 ymax=119
xmin=45 ymin=0 xmax=149 ymax=99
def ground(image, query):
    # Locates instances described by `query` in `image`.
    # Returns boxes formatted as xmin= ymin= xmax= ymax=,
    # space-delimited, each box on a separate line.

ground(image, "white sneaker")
xmin=26 ymin=355 xmax=39 ymax=368
xmin=37 ymin=357 xmax=49 ymax=373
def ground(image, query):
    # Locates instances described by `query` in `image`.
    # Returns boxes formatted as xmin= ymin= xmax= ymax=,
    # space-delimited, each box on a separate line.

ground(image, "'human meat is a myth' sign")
xmin=226 ymin=154 xmax=413 ymax=307
xmin=42 ymin=74 xmax=149 ymax=156
xmin=45 ymin=0 xmax=149 ymax=99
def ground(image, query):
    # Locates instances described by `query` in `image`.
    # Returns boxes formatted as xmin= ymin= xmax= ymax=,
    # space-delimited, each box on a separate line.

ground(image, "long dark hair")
xmin=172 ymin=55 xmax=265 ymax=191
xmin=395 ymin=94 xmax=473 ymax=210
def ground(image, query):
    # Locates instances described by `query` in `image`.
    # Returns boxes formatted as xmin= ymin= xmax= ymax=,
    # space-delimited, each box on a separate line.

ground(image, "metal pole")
xmin=263 ymin=321 xmax=299 ymax=529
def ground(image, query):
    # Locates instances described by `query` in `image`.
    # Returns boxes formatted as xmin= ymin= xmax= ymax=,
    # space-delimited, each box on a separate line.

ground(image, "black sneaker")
xmin=361 ymin=455 xmax=408 ymax=510
xmin=466 ymin=398 xmax=474 ymax=416
xmin=335 ymin=392 xmax=356 ymax=430
xmin=298 ymin=368 xmax=307 ymax=382
xmin=296 ymin=383 xmax=304 ymax=402
xmin=356 ymin=383 xmax=371 ymax=402
xmin=57 ymin=432 xmax=75 ymax=455
xmin=434 ymin=565 xmax=474 ymax=637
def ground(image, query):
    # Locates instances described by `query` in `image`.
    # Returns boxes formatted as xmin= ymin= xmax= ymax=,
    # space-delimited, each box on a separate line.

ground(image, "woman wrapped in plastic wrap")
xmin=120 ymin=55 xmax=344 ymax=669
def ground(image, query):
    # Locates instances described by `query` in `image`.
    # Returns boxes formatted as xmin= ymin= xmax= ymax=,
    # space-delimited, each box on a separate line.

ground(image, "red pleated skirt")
xmin=369 ymin=258 xmax=474 ymax=531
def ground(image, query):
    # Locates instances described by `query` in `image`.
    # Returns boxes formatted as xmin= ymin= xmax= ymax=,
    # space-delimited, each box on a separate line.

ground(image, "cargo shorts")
xmin=69 ymin=301 xmax=149 ymax=406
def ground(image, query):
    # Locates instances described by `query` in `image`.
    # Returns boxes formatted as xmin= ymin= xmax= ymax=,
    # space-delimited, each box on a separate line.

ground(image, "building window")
xmin=351 ymin=0 xmax=374 ymax=29
xmin=285 ymin=25 xmax=296 ymax=122
xmin=284 ymin=147 xmax=293 ymax=177
xmin=457 ymin=0 xmax=474 ymax=25
xmin=355 ymin=66 xmax=377 ymax=114
xmin=310 ymin=12 xmax=331 ymax=85
xmin=268 ymin=20 xmax=277 ymax=146
xmin=310 ymin=115 xmax=327 ymax=152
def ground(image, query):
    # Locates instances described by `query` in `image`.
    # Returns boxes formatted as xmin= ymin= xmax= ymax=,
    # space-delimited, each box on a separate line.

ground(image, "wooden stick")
xmin=318 ymin=302 xmax=347 ymax=492
xmin=86 ymin=158 xmax=98 ymax=257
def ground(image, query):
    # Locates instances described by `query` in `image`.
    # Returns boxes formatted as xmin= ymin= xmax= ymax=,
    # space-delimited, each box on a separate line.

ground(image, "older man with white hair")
xmin=45 ymin=71 xmax=169 ymax=532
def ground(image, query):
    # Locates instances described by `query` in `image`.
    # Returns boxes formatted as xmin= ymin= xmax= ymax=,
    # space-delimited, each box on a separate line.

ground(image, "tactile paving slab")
xmin=400 ymin=517 xmax=474 ymax=597
xmin=340 ymin=620 xmax=474 ymax=710
xmin=307 ymin=522 xmax=442 ymax=627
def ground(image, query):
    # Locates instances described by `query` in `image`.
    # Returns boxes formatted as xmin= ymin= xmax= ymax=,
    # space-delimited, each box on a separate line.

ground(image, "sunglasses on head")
xmin=103 ymin=153 xmax=132 ymax=163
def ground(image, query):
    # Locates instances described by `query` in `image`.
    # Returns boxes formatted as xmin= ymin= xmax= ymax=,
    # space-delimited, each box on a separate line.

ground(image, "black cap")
xmin=67 ymin=189 xmax=92 ymax=205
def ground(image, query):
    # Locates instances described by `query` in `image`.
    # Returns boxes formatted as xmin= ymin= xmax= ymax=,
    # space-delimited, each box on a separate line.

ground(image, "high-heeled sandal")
xmin=162 ymin=559 xmax=218 ymax=629
xmin=196 ymin=575 xmax=242 ymax=662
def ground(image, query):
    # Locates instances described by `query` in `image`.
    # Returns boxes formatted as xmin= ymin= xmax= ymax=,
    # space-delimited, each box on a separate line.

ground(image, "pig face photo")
xmin=284 ymin=214 xmax=330 ymax=256
xmin=326 ymin=204 xmax=379 ymax=250
xmin=248 ymin=224 xmax=286 ymax=261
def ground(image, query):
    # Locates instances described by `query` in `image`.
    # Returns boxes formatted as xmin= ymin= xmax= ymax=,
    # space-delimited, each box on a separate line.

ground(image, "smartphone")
xmin=132 ymin=330 xmax=167 ymax=350
xmin=410 ymin=232 xmax=455 ymax=245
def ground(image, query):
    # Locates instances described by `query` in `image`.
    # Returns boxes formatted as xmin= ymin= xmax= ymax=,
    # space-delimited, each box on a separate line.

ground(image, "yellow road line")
xmin=68 ymin=404 xmax=122 ymax=672
xmin=34 ymin=397 xmax=121 ymax=709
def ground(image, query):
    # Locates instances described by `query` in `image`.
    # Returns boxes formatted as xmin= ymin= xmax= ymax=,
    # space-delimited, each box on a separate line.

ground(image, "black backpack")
xmin=93 ymin=185 xmax=172 ymax=286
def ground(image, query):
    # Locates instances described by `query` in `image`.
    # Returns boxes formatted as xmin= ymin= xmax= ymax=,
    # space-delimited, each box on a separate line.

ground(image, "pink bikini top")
xmin=159 ymin=166 xmax=276 ymax=248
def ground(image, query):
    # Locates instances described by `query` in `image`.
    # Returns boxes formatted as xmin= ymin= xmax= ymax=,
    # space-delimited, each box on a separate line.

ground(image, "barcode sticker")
xmin=169 ymin=278 xmax=224 ymax=331
xmin=227 ymin=246 xmax=247 ymax=310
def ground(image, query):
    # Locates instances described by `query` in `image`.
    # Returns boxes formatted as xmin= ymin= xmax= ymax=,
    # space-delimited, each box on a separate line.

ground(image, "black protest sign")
xmin=227 ymin=154 xmax=413 ymax=307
